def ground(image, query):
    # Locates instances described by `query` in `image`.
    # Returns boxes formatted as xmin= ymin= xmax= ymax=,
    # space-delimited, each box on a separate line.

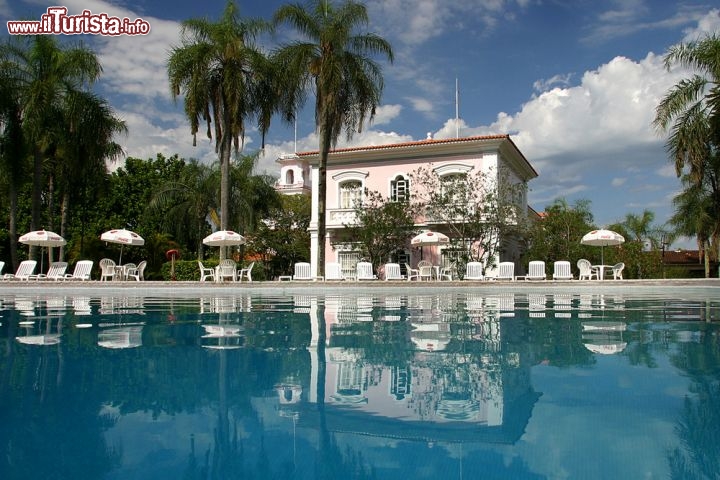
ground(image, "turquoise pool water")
xmin=1 ymin=290 xmax=719 ymax=479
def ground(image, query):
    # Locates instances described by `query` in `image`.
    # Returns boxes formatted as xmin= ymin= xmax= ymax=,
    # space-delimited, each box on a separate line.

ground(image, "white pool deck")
xmin=1 ymin=278 xmax=718 ymax=297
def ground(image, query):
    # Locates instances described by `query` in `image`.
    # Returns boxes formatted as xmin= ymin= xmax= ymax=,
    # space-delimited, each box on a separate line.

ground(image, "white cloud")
xmin=372 ymin=104 xmax=403 ymax=125
xmin=682 ymin=8 xmax=720 ymax=41
xmin=611 ymin=177 xmax=627 ymax=187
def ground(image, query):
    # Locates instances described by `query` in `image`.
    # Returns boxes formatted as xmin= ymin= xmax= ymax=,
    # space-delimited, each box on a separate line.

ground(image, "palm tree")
xmin=273 ymin=0 xmax=393 ymax=276
xmin=167 ymin=1 xmax=274 ymax=258
xmin=58 ymin=90 xmax=126 ymax=260
xmin=0 ymin=50 xmax=27 ymax=270
xmin=654 ymin=34 xmax=720 ymax=276
xmin=1 ymin=35 xmax=102 ymax=244
xmin=669 ymin=153 xmax=720 ymax=278
xmin=150 ymin=159 xmax=219 ymax=259
xmin=229 ymin=154 xmax=282 ymax=235
xmin=654 ymin=34 xmax=720 ymax=184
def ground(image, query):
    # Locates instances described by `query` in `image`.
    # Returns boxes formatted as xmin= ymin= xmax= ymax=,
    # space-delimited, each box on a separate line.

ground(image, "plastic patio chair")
xmin=126 ymin=261 xmax=146 ymax=281
xmin=495 ymin=262 xmax=515 ymax=281
xmin=3 ymin=260 xmax=37 ymax=281
xmin=526 ymin=261 xmax=547 ymax=281
xmin=577 ymin=259 xmax=597 ymax=280
xmin=404 ymin=263 xmax=419 ymax=281
xmin=611 ymin=262 xmax=625 ymax=280
xmin=356 ymin=262 xmax=377 ymax=280
xmin=417 ymin=260 xmax=433 ymax=281
xmin=293 ymin=262 xmax=313 ymax=281
xmin=198 ymin=261 xmax=215 ymax=282
xmin=238 ymin=262 xmax=254 ymax=282
xmin=464 ymin=261 xmax=484 ymax=281
xmin=99 ymin=258 xmax=116 ymax=281
xmin=217 ymin=259 xmax=237 ymax=282
xmin=552 ymin=260 xmax=573 ymax=280
xmin=324 ymin=262 xmax=345 ymax=281
xmin=64 ymin=260 xmax=93 ymax=281
xmin=384 ymin=263 xmax=403 ymax=280
xmin=31 ymin=261 xmax=68 ymax=281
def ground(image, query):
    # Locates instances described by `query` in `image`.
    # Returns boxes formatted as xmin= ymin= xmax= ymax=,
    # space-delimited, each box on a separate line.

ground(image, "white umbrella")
xmin=411 ymin=230 xmax=450 ymax=246
xmin=580 ymin=229 xmax=624 ymax=265
xmin=19 ymin=229 xmax=66 ymax=272
xmin=411 ymin=230 xmax=449 ymax=261
xmin=202 ymin=230 xmax=246 ymax=247
xmin=100 ymin=228 xmax=145 ymax=264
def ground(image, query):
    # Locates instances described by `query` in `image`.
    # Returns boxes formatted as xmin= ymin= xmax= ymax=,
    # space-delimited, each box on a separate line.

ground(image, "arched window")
xmin=390 ymin=175 xmax=409 ymax=202
xmin=339 ymin=180 xmax=362 ymax=208
xmin=285 ymin=169 xmax=295 ymax=185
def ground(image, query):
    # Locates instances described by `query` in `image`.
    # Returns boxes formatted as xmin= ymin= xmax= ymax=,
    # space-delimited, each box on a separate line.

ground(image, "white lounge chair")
xmin=577 ymin=259 xmax=597 ymax=280
xmin=552 ymin=260 xmax=573 ymax=280
xmin=611 ymin=262 xmax=624 ymax=280
xmin=237 ymin=261 xmax=254 ymax=282
xmin=198 ymin=261 xmax=215 ymax=282
xmin=0 ymin=261 xmax=4 ymax=276
xmin=464 ymin=261 xmax=484 ymax=281
xmin=293 ymin=262 xmax=313 ymax=280
xmin=64 ymin=260 xmax=93 ymax=281
xmin=99 ymin=258 xmax=116 ymax=281
xmin=526 ymin=261 xmax=546 ymax=281
xmin=3 ymin=260 xmax=37 ymax=281
xmin=356 ymin=261 xmax=376 ymax=280
xmin=32 ymin=261 xmax=68 ymax=281
xmin=384 ymin=263 xmax=403 ymax=280
xmin=325 ymin=262 xmax=345 ymax=281
xmin=496 ymin=262 xmax=515 ymax=281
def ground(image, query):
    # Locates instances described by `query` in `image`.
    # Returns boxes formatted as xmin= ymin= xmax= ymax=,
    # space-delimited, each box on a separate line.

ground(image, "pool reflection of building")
xmin=289 ymin=293 xmax=541 ymax=444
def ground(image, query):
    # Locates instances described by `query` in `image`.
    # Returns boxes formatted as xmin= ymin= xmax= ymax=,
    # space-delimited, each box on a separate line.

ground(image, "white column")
xmin=309 ymin=166 xmax=320 ymax=277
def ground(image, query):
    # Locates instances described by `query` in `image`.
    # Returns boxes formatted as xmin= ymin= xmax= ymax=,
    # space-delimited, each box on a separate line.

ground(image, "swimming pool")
xmin=1 ymin=287 xmax=718 ymax=479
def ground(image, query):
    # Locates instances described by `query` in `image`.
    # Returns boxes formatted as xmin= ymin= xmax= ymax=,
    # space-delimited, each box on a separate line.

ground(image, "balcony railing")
xmin=328 ymin=208 xmax=358 ymax=227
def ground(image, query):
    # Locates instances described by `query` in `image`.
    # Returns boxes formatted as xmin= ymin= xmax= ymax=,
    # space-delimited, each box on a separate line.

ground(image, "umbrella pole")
xmin=119 ymin=246 xmax=124 ymax=265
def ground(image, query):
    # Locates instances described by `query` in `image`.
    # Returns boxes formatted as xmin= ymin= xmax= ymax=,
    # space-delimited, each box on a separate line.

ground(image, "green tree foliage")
xmin=654 ymin=34 xmax=720 ymax=271
xmin=149 ymin=158 xmax=219 ymax=259
xmin=342 ymin=189 xmax=417 ymax=272
xmin=167 ymin=1 xmax=274 ymax=253
xmin=411 ymin=164 xmax=528 ymax=274
xmin=523 ymin=198 xmax=596 ymax=267
xmin=273 ymin=0 xmax=394 ymax=275
xmin=249 ymin=194 xmax=311 ymax=279
xmin=669 ymin=151 xmax=720 ymax=277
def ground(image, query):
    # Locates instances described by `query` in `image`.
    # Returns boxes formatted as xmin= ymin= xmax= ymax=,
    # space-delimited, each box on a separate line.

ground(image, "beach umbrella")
xmin=411 ymin=230 xmax=449 ymax=260
xmin=100 ymin=228 xmax=145 ymax=264
xmin=202 ymin=230 xmax=246 ymax=247
xmin=19 ymin=229 xmax=66 ymax=272
xmin=580 ymin=229 xmax=624 ymax=265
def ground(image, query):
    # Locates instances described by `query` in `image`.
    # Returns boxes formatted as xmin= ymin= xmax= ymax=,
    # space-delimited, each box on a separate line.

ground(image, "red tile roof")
xmin=296 ymin=134 xmax=511 ymax=156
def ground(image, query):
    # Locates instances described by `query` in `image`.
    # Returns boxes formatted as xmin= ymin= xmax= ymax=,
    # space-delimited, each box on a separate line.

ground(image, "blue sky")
xmin=2 ymin=1 xmax=719 ymax=248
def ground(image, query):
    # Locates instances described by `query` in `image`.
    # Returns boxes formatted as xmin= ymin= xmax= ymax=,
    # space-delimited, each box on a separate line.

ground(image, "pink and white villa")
xmin=275 ymin=134 xmax=538 ymax=278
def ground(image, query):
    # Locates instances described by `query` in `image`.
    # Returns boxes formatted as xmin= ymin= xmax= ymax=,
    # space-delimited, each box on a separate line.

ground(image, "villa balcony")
xmin=274 ymin=180 xmax=310 ymax=195
xmin=327 ymin=208 xmax=358 ymax=227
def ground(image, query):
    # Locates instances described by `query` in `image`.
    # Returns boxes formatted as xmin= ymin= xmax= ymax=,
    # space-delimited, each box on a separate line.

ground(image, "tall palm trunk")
xmin=317 ymin=120 xmax=331 ymax=278
xmin=219 ymin=132 xmax=232 ymax=260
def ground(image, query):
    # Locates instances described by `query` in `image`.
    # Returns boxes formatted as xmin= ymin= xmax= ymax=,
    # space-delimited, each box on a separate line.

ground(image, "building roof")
xmin=289 ymin=134 xmax=538 ymax=180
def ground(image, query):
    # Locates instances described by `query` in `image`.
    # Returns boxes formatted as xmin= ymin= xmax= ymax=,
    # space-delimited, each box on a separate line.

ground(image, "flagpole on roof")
xmin=455 ymin=78 xmax=459 ymax=138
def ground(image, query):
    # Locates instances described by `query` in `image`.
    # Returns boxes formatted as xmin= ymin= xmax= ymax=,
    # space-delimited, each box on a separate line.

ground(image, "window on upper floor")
xmin=285 ymin=169 xmax=295 ymax=185
xmin=390 ymin=175 xmax=409 ymax=202
xmin=440 ymin=173 xmax=465 ymax=204
xmin=339 ymin=180 xmax=363 ymax=209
